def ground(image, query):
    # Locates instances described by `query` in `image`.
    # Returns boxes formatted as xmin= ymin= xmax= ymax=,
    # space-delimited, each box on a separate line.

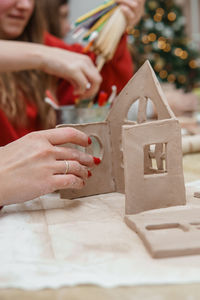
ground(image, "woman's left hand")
xmin=116 ymin=0 xmax=145 ymax=29
xmin=0 ymin=127 xmax=95 ymax=206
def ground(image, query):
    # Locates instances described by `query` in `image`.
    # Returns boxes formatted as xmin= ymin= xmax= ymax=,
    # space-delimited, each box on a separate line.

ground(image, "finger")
xmin=116 ymin=0 xmax=139 ymax=10
xmin=117 ymin=0 xmax=144 ymax=26
xmin=72 ymin=57 xmax=101 ymax=97
xmin=40 ymin=127 xmax=90 ymax=147
xmin=53 ymin=174 xmax=85 ymax=190
xmin=119 ymin=4 xmax=136 ymax=27
xmin=55 ymin=160 xmax=89 ymax=180
xmin=54 ymin=146 xmax=94 ymax=167
xmin=82 ymin=61 xmax=102 ymax=90
xmin=75 ymin=63 xmax=102 ymax=99
xmin=81 ymin=76 xmax=102 ymax=99
xmin=78 ymin=81 xmax=99 ymax=99
xmin=70 ymin=71 xmax=90 ymax=96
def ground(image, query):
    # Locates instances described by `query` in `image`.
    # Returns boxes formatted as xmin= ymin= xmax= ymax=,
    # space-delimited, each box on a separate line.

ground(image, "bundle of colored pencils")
xmin=72 ymin=0 xmax=127 ymax=71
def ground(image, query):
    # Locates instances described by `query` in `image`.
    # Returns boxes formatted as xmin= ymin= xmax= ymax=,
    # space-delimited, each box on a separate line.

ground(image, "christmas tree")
xmin=130 ymin=0 xmax=200 ymax=92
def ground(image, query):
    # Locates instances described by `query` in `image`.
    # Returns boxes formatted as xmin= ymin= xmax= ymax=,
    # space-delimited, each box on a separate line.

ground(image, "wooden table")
xmin=1 ymin=283 xmax=200 ymax=300
xmin=1 ymin=153 xmax=200 ymax=300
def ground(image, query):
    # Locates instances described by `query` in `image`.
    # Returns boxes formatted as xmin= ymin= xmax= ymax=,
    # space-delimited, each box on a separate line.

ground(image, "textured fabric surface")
xmin=1 ymin=185 xmax=200 ymax=290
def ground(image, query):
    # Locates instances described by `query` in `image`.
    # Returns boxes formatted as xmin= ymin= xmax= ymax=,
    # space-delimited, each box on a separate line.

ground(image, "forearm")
xmin=0 ymin=40 xmax=46 ymax=73
xmin=0 ymin=40 xmax=102 ymax=98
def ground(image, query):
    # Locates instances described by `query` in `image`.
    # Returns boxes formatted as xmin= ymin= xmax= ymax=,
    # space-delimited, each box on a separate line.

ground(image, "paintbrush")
xmin=93 ymin=7 xmax=127 ymax=64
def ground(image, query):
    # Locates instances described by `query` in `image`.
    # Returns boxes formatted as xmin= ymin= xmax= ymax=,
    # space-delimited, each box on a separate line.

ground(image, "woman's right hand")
xmin=0 ymin=41 xmax=102 ymax=99
xmin=40 ymin=46 xmax=102 ymax=99
xmin=116 ymin=0 xmax=145 ymax=29
xmin=0 ymin=128 xmax=97 ymax=206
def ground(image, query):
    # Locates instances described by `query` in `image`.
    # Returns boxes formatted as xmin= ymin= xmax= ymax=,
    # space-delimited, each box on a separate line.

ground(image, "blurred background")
xmin=69 ymin=0 xmax=200 ymax=93
xmin=66 ymin=0 xmax=200 ymax=178
xmin=69 ymin=0 xmax=103 ymax=22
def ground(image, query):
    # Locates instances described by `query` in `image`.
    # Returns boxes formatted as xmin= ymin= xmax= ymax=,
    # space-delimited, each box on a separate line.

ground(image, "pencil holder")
xmin=57 ymin=104 xmax=110 ymax=124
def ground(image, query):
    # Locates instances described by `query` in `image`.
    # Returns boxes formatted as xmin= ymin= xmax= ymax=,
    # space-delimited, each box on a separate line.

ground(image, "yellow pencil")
xmin=75 ymin=0 xmax=115 ymax=25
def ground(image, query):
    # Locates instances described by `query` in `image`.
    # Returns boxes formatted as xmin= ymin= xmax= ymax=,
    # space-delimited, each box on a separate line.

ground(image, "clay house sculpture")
xmin=58 ymin=61 xmax=200 ymax=259
xmin=58 ymin=60 xmax=186 ymax=207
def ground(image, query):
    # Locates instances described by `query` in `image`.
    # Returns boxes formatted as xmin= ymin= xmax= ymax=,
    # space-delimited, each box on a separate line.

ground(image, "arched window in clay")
xmin=126 ymin=97 xmax=157 ymax=123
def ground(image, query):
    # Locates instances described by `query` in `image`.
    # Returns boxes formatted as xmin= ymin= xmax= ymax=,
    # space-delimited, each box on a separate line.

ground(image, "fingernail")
xmin=88 ymin=170 xmax=92 ymax=177
xmin=88 ymin=137 xmax=92 ymax=145
xmin=86 ymin=82 xmax=91 ymax=90
xmin=93 ymin=157 xmax=101 ymax=165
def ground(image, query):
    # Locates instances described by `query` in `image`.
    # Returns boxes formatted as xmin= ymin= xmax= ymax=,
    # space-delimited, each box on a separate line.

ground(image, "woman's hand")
xmin=0 ymin=128 xmax=96 ymax=206
xmin=0 ymin=41 xmax=102 ymax=100
xmin=116 ymin=0 xmax=145 ymax=29
xmin=40 ymin=46 xmax=102 ymax=99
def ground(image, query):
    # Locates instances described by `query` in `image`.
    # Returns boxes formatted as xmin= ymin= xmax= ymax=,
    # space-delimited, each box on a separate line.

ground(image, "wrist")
xmin=0 ymin=177 xmax=8 ymax=206
xmin=32 ymin=44 xmax=48 ymax=73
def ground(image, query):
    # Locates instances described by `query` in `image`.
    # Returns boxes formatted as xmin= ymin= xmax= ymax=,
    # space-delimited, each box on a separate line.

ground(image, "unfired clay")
xmin=58 ymin=122 xmax=115 ymax=199
xmin=194 ymin=192 xmax=200 ymax=198
xmin=123 ymin=119 xmax=186 ymax=214
xmin=121 ymin=62 xmax=189 ymax=258
xmin=59 ymin=60 xmax=184 ymax=200
xmin=125 ymin=208 xmax=200 ymax=258
xmin=58 ymin=61 xmax=198 ymax=259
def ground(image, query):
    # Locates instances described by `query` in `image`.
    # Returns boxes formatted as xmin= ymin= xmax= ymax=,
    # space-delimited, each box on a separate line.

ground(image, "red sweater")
xmin=0 ymin=32 xmax=133 ymax=146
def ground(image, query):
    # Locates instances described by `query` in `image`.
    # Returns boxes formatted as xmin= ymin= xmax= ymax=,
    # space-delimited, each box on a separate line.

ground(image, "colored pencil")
xmin=75 ymin=0 xmax=115 ymax=25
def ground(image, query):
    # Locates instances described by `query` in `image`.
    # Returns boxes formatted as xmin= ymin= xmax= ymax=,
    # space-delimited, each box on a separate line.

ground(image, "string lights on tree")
xmin=130 ymin=0 xmax=200 ymax=91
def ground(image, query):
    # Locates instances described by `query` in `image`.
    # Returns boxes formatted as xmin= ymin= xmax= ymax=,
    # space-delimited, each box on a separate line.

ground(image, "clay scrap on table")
xmin=125 ymin=207 xmax=200 ymax=258
xmin=58 ymin=61 xmax=200 ymax=259
xmin=194 ymin=192 xmax=200 ymax=198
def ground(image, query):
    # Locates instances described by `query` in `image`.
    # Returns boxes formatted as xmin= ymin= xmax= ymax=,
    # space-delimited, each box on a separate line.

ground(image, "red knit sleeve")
xmin=44 ymin=32 xmax=95 ymax=105
xmin=44 ymin=32 xmax=86 ymax=54
xmin=100 ymin=34 xmax=134 ymax=95
xmin=44 ymin=32 xmax=133 ymax=105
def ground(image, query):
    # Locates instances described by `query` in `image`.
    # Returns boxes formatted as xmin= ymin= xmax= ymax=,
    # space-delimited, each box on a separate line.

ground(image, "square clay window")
xmin=144 ymin=143 xmax=167 ymax=175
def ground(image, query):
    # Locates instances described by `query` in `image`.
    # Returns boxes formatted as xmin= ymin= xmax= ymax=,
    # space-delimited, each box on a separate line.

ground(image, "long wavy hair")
xmin=41 ymin=0 xmax=68 ymax=38
xmin=0 ymin=0 xmax=55 ymax=129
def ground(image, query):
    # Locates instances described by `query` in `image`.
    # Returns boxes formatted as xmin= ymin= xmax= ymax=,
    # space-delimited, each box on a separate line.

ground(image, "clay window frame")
xmin=144 ymin=143 xmax=167 ymax=175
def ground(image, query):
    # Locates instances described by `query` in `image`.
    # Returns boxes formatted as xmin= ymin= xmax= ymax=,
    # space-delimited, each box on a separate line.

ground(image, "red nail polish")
xmin=0 ymin=206 xmax=3 ymax=210
xmin=88 ymin=170 xmax=92 ymax=177
xmin=93 ymin=157 xmax=101 ymax=165
xmin=88 ymin=137 xmax=92 ymax=145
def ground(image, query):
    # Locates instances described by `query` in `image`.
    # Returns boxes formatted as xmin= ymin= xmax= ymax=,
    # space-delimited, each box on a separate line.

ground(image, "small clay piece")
xmin=194 ymin=192 xmax=200 ymax=198
xmin=58 ymin=122 xmax=115 ymax=199
xmin=125 ymin=208 xmax=200 ymax=258
xmin=106 ymin=60 xmax=179 ymax=193
xmin=123 ymin=119 xmax=186 ymax=214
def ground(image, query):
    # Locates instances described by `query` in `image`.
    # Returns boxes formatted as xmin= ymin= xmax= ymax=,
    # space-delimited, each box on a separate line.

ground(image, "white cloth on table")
xmin=0 ymin=187 xmax=200 ymax=290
